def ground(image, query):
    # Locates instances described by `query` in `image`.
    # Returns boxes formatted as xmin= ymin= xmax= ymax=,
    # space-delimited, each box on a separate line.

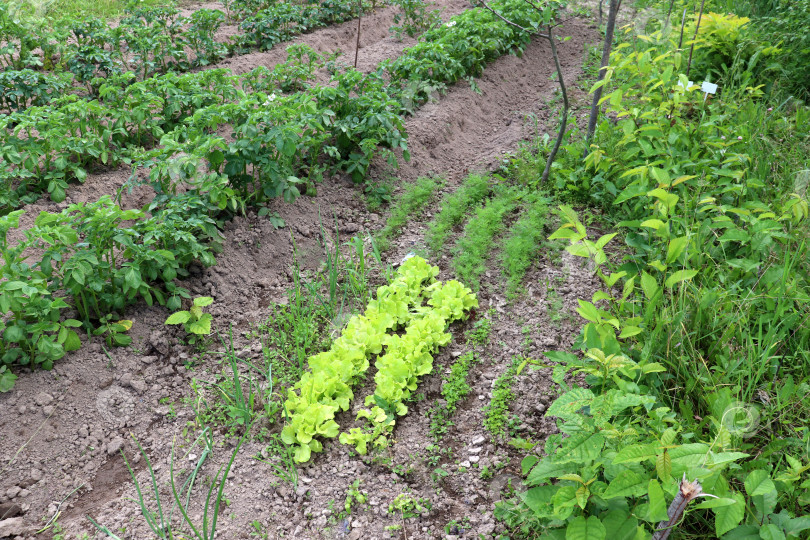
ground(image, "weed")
xmin=425 ymin=173 xmax=491 ymax=254
xmin=429 ymin=352 xmax=476 ymax=441
xmin=483 ymin=357 xmax=520 ymax=440
xmin=165 ymin=296 xmax=215 ymax=346
xmin=388 ymin=492 xmax=431 ymax=518
xmin=344 ymin=479 xmax=368 ymax=514
xmin=376 ymin=176 xmax=444 ymax=252
xmin=363 ymin=177 xmax=393 ymax=210
xmin=467 ymin=309 xmax=494 ymax=348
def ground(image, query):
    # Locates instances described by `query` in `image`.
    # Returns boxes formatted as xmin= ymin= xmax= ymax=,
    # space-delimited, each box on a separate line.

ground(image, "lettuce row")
xmin=339 ymin=279 xmax=478 ymax=455
xmin=280 ymin=256 xmax=440 ymax=463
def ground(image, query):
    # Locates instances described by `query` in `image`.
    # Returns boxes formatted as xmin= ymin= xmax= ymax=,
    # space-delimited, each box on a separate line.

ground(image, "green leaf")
xmin=744 ymin=469 xmax=776 ymax=497
xmin=694 ymin=497 xmax=739 ymax=509
xmin=0 ymin=369 xmax=17 ymax=392
xmin=547 ymin=388 xmax=595 ymax=419
xmin=600 ymin=510 xmax=638 ymax=540
xmin=527 ymin=458 xmax=574 ymax=485
xmin=759 ymin=524 xmax=786 ymax=540
xmin=187 ymin=314 xmax=212 ymax=335
xmin=640 ymin=272 xmax=659 ymax=300
xmin=714 ymin=491 xmax=745 ymax=537
xmin=666 ymin=236 xmax=689 ymax=264
xmin=63 ymin=330 xmax=81 ymax=352
xmin=565 ymin=515 xmax=606 ymax=540
xmin=603 ymin=470 xmax=647 ymax=499
xmin=3 ymin=325 xmax=25 ymax=343
xmin=614 ymin=444 xmax=659 ymax=464
xmin=165 ymin=311 xmax=191 ymax=325
xmin=193 ymin=296 xmax=214 ymax=307
xmin=665 ymin=269 xmax=698 ymax=288
xmin=647 ymin=479 xmax=669 ymax=521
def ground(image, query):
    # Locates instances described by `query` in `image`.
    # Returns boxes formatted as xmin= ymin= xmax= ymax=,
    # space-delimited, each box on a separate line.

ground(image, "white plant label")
xmin=701 ymin=81 xmax=718 ymax=94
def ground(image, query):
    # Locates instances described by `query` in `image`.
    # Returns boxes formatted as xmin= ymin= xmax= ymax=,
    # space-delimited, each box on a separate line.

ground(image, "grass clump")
xmin=376 ymin=175 xmax=444 ymax=252
xmin=451 ymin=186 xmax=519 ymax=289
xmin=500 ymin=191 xmax=551 ymax=298
xmin=425 ymin=173 xmax=491 ymax=253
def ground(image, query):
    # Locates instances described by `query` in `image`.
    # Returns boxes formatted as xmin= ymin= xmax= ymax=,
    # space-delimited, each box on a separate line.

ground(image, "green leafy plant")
xmin=388 ymin=492 xmax=431 ymax=518
xmin=92 ymin=315 xmax=133 ymax=347
xmin=165 ymin=297 xmax=214 ymax=337
xmin=389 ymin=0 xmax=440 ymax=40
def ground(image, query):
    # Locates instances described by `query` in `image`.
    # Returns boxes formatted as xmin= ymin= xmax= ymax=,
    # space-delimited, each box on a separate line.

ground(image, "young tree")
xmin=586 ymin=0 xmax=619 ymax=146
xmin=476 ymin=0 xmax=569 ymax=185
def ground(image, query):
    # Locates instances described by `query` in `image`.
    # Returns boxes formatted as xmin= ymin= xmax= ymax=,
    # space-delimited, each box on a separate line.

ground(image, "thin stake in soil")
xmin=354 ymin=0 xmax=363 ymax=68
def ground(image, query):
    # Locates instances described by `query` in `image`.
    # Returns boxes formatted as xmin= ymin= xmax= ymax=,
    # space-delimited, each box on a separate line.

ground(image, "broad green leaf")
xmin=64 ymin=330 xmax=81 ymax=352
xmin=744 ymin=470 xmax=776 ymax=497
xmin=714 ymin=491 xmax=745 ymax=537
xmin=600 ymin=510 xmax=638 ymax=540
xmin=527 ymin=458 xmax=573 ymax=485
xmin=193 ymin=296 xmax=214 ymax=307
xmin=666 ymin=236 xmax=689 ymax=264
xmin=565 ymin=515 xmax=606 ymax=540
xmin=613 ymin=444 xmax=658 ymax=464
xmin=603 ymin=470 xmax=647 ymax=499
xmin=640 ymin=272 xmax=659 ymax=300
xmin=547 ymin=388 xmax=595 ymax=419
xmin=165 ymin=311 xmax=191 ymax=325
xmin=669 ymin=443 xmax=709 ymax=468
xmin=665 ymin=269 xmax=698 ymax=288
xmin=648 ymin=479 xmax=669 ymax=521
xmin=557 ymin=432 xmax=605 ymax=464
xmin=759 ymin=524 xmax=786 ymax=540
xmin=0 ymin=369 xmax=17 ymax=392
xmin=577 ymin=300 xmax=602 ymax=323
xmin=695 ymin=497 xmax=739 ymax=509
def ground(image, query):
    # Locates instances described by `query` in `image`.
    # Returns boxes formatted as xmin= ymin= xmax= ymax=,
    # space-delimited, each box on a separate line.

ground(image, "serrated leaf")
xmin=547 ymin=388 xmax=595 ymax=418
xmin=657 ymin=450 xmax=672 ymax=482
xmin=527 ymin=458 xmax=573 ymax=484
xmin=557 ymin=432 xmax=605 ymax=464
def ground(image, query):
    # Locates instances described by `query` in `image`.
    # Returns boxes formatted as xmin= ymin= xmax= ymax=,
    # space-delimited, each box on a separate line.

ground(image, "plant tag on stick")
xmin=701 ymin=81 xmax=718 ymax=102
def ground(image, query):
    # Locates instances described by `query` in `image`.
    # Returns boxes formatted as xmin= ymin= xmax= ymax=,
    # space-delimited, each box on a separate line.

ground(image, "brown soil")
xmin=0 ymin=3 xmax=602 ymax=539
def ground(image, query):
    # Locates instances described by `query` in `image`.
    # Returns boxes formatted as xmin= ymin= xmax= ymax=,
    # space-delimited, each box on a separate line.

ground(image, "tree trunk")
xmin=541 ymin=24 xmax=568 ymax=185
xmin=585 ymin=0 xmax=619 ymax=147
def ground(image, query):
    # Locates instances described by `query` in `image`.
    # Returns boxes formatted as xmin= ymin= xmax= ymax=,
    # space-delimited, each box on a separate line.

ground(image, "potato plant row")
xmin=0 ymin=0 xmax=368 ymax=112
xmin=0 ymin=195 xmax=220 ymax=390
xmin=281 ymin=257 xmax=477 ymax=462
